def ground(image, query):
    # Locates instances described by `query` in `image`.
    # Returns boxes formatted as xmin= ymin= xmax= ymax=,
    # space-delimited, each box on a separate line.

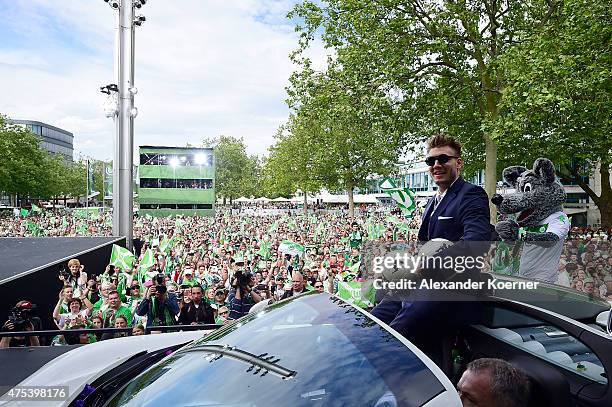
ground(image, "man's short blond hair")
xmin=426 ymin=134 xmax=462 ymax=156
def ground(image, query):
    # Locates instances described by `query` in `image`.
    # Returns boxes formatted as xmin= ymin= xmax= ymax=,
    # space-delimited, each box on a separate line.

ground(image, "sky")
xmin=0 ymin=0 xmax=327 ymax=161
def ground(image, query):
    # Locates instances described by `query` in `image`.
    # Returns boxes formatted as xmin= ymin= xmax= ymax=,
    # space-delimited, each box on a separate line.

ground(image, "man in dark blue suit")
xmin=372 ymin=134 xmax=490 ymax=341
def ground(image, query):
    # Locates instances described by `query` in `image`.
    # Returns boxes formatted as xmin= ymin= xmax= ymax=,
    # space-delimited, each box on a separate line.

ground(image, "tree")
xmin=0 ymin=115 xmax=48 ymax=204
xmin=203 ymin=136 xmax=252 ymax=203
xmin=289 ymin=0 xmax=562 ymax=219
xmin=239 ymin=155 xmax=263 ymax=199
xmin=497 ymin=0 xmax=612 ymax=226
xmin=262 ymin=119 xmax=327 ymax=211
xmin=286 ymin=62 xmax=402 ymax=216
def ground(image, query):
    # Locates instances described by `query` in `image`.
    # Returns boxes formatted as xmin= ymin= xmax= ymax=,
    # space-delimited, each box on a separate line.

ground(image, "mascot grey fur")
xmin=491 ymin=158 xmax=570 ymax=283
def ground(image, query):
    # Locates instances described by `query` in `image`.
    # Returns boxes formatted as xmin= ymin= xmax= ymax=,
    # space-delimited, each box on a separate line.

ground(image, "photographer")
xmin=178 ymin=285 xmax=214 ymax=325
xmin=59 ymin=258 xmax=88 ymax=298
xmin=1 ymin=301 xmax=40 ymax=348
xmin=135 ymin=275 xmax=179 ymax=327
xmin=228 ymin=269 xmax=261 ymax=320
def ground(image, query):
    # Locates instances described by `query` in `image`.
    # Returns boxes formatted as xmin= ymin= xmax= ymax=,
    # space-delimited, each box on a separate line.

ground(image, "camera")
xmin=8 ymin=302 xmax=35 ymax=331
xmin=234 ymin=269 xmax=252 ymax=288
xmin=58 ymin=265 xmax=71 ymax=280
xmin=155 ymin=273 xmax=165 ymax=285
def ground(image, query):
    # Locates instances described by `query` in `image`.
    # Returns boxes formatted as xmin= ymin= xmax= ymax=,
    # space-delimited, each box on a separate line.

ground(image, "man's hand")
xmin=147 ymin=286 xmax=157 ymax=299
xmin=2 ymin=321 xmax=15 ymax=332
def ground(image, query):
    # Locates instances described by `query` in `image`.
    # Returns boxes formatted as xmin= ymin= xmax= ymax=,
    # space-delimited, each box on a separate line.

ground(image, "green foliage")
xmin=0 ymin=114 xmax=89 ymax=201
xmin=496 ymin=0 xmax=612 ymax=225
xmin=261 ymin=118 xmax=326 ymax=199
xmin=498 ymin=0 xmax=611 ymax=165
xmin=203 ymin=136 xmax=260 ymax=200
xmin=288 ymin=0 xmax=562 ymax=206
xmin=0 ymin=115 xmax=48 ymax=197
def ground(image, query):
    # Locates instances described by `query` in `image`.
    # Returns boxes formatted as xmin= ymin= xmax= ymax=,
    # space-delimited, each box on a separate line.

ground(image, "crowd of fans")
xmin=0 ymin=205 xmax=609 ymax=347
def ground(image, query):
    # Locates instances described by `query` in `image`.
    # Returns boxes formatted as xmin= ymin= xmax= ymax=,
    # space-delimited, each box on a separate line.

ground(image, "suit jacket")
xmin=418 ymin=176 xmax=491 ymax=242
xmin=417 ymin=177 xmax=491 ymax=284
xmin=178 ymin=301 xmax=215 ymax=325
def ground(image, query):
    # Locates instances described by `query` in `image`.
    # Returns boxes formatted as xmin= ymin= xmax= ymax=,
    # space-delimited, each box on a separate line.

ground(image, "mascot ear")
xmin=502 ymin=166 xmax=527 ymax=188
xmin=533 ymin=158 xmax=556 ymax=184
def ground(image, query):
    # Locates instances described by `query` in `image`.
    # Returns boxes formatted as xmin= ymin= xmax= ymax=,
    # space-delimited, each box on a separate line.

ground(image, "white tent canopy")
xmin=272 ymin=197 xmax=291 ymax=202
xmin=320 ymin=194 xmax=380 ymax=204
xmin=234 ymin=197 xmax=251 ymax=203
xmin=253 ymin=197 xmax=271 ymax=202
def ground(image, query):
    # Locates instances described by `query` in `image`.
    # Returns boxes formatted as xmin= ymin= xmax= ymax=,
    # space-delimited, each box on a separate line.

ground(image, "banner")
xmin=103 ymin=162 xmax=138 ymax=199
xmin=278 ymin=240 xmax=304 ymax=257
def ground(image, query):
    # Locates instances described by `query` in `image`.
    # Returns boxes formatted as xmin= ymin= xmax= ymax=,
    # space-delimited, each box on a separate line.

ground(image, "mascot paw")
xmin=496 ymin=220 xmax=519 ymax=241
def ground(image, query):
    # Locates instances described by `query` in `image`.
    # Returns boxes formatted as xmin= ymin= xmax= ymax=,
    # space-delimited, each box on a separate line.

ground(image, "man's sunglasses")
xmin=314 ymin=284 xmax=323 ymax=288
xmin=425 ymin=154 xmax=459 ymax=166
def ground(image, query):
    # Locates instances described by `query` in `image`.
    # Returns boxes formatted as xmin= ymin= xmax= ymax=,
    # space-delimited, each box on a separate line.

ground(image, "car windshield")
xmin=106 ymin=294 xmax=445 ymax=407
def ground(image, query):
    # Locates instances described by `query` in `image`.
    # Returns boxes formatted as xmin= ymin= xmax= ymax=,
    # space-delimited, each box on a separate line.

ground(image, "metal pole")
xmin=112 ymin=7 xmax=121 ymax=238
xmin=115 ymin=0 xmax=135 ymax=250
xmin=85 ymin=158 xmax=89 ymax=208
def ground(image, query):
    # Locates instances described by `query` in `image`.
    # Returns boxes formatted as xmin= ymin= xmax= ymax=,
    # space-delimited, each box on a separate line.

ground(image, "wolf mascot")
xmin=491 ymin=158 xmax=570 ymax=283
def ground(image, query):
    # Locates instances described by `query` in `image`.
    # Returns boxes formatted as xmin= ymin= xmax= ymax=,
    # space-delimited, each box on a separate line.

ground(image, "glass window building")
xmin=9 ymin=119 xmax=74 ymax=161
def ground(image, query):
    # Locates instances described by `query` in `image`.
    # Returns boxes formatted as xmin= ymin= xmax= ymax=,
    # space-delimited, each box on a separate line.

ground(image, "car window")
xmin=106 ymin=294 xmax=445 ymax=407
xmin=475 ymin=321 xmax=607 ymax=384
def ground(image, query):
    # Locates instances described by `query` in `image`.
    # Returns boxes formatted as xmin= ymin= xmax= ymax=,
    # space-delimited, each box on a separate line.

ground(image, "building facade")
xmin=9 ymin=119 xmax=73 ymax=161
xmin=138 ymin=146 xmax=215 ymax=216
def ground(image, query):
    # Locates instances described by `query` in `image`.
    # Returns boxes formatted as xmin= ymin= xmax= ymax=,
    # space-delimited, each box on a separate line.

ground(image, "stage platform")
xmin=0 ymin=236 xmax=125 ymax=330
xmin=0 ymin=237 xmax=122 ymax=284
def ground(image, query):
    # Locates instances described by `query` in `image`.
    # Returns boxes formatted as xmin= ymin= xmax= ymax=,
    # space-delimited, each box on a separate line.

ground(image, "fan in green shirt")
xmin=102 ymin=290 xmax=133 ymax=327
xmin=348 ymin=222 xmax=363 ymax=248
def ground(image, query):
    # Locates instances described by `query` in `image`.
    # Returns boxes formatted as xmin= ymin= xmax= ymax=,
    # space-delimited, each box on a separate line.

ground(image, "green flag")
xmin=159 ymin=236 xmax=174 ymax=253
xmin=267 ymin=219 xmax=280 ymax=233
xmin=109 ymin=244 xmax=134 ymax=270
xmin=314 ymin=222 xmax=325 ymax=239
xmin=380 ymin=178 xmax=417 ymax=214
xmin=76 ymin=222 xmax=88 ymax=235
xmin=31 ymin=204 xmax=43 ymax=214
xmin=257 ymin=240 xmax=271 ymax=260
xmin=337 ymin=281 xmax=375 ymax=308
xmin=26 ymin=220 xmax=42 ymax=236
xmin=74 ymin=208 xmax=87 ymax=218
xmin=20 ymin=208 xmax=29 ymax=217
xmin=137 ymin=249 xmax=155 ymax=281
xmin=175 ymin=218 xmax=186 ymax=229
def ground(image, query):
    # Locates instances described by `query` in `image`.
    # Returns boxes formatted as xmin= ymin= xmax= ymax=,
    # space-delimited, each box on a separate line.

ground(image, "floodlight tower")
xmin=101 ymin=0 xmax=146 ymax=251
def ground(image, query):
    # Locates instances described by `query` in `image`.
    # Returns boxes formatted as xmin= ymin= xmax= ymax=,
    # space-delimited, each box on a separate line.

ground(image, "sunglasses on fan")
xmin=424 ymin=154 xmax=459 ymax=166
